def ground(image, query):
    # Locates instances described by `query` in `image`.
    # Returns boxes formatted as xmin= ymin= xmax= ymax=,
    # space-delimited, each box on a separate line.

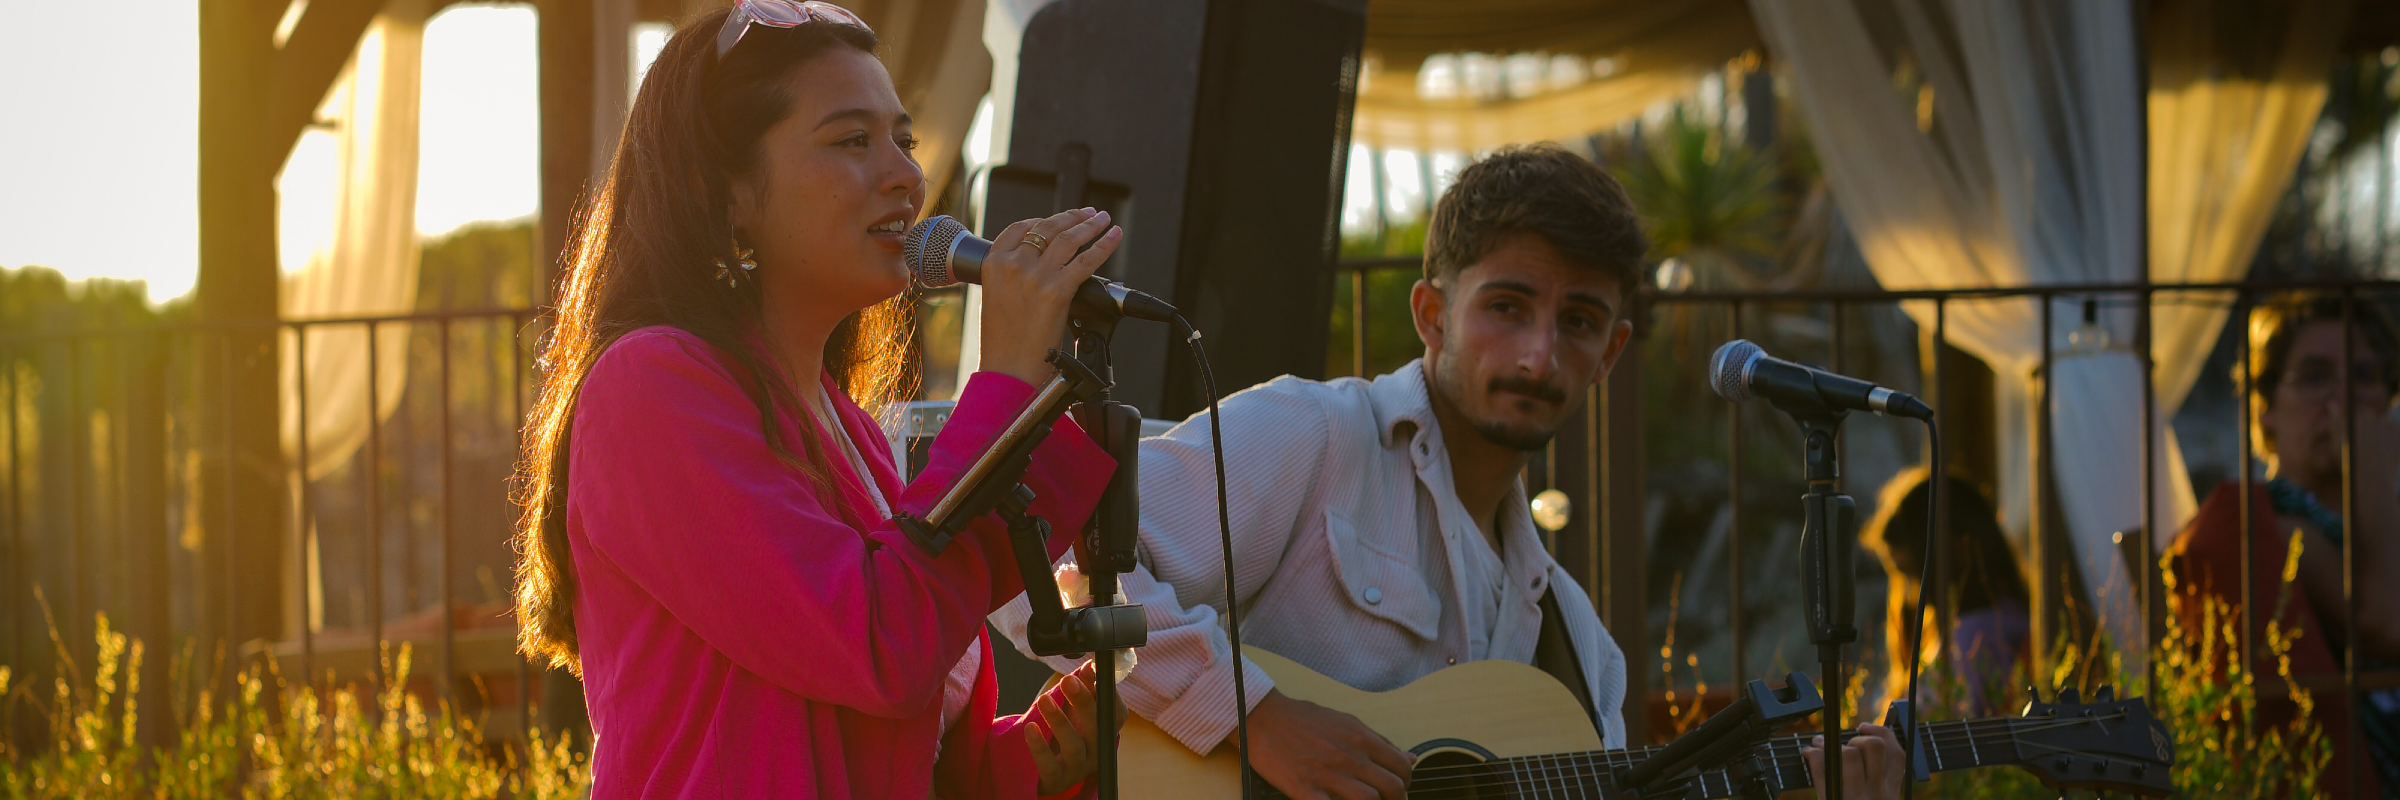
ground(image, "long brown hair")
xmin=511 ymin=9 xmax=919 ymax=674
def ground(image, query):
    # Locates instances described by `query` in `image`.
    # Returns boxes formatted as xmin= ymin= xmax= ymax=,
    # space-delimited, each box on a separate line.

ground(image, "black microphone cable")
xmin=1899 ymin=420 xmax=1941 ymax=800
xmin=1172 ymin=313 xmax=1254 ymax=799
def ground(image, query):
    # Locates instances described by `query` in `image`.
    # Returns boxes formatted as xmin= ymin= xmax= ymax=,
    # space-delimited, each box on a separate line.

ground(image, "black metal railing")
xmin=6 ymin=273 xmax=2400 ymax=790
xmin=1334 ymin=262 xmax=2400 ymax=785
xmin=2 ymin=307 xmax=545 ymax=752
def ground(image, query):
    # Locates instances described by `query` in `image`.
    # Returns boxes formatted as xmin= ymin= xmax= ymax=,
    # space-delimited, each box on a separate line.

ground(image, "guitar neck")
xmin=1255 ymin=715 xmax=2102 ymax=799
xmin=1551 ymin=718 xmax=2043 ymax=799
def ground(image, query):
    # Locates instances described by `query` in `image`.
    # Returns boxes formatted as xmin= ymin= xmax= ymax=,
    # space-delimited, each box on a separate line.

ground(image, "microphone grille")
xmin=1710 ymin=339 xmax=1763 ymax=402
xmin=905 ymin=215 xmax=968 ymax=287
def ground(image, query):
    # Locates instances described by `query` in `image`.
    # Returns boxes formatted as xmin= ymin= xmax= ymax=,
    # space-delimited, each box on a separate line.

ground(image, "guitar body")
xmin=1119 ymin=650 xmax=1604 ymax=799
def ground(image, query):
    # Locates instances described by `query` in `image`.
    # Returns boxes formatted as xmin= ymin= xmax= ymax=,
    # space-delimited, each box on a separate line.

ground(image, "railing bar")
xmin=1314 ymin=270 xmax=2400 ymax=294
xmin=2033 ymin=293 xmax=2054 ymax=687
xmin=1929 ymin=295 xmax=1948 ymax=663
xmin=399 ymin=347 xmax=418 ymax=618
xmin=1586 ymin=382 xmax=1600 ymax=618
xmin=2138 ymin=287 xmax=2157 ymax=699
xmin=1931 ymin=298 xmax=1952 ymax=666
xmin=366 ymin=320 xmax=385 ymax=689
xmin=116 ymin=336 xmax=136 ymax=646
xmin=2339 ymin=289 xmax=2360 ymax=800
xmin=219 ymin=332 xmax=241 ymax=744
xmin=1830 ymin=299 xmax=1850 ymax=656
xmin=439 ymin=320 xmax=456 ymax=710
xmin=296 ymin=326 xmax=315 ymax=694
xmin=1542 ymin=438 xmax=1557 ymax=555
xmin=0 ymin=307 xmax=538 ymax=347
xmin=2235 ymin=291 xmax=2255 ymax=740
xmin=68 ymin=338 xmax=87 ymax=657
xmin=1351 ymin=269 xmax=1367 ymax=378
xmin=5 ymin=346 xmax=18 ymax=674
xmin=1728 ymin=301 xmax=1745 ymax=681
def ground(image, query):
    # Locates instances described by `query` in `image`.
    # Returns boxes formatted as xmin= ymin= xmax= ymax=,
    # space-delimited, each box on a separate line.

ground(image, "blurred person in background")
xmin=2171 ymin=292 xmax=2400 ymax=798
xmin=508 ymin=3 xmax=1124 ymax=796
xmin=1862 ymin=468 xmax=2031 ymax=716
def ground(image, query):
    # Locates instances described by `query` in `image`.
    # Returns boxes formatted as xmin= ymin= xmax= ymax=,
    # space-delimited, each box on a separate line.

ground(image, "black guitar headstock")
xmin=2010 ymin=685 xmax=2175 ymax=797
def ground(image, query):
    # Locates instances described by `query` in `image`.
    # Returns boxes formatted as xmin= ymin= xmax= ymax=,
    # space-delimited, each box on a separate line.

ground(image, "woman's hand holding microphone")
xmin=976 ymin=208 xmax=1123 ymax=387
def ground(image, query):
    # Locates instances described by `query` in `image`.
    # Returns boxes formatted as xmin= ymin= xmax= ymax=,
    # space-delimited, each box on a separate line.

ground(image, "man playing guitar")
xmin=998 ymin=143 xmax=1903 ymax=799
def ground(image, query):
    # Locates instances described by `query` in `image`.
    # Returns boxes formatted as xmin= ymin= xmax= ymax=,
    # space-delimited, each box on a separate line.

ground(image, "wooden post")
xmin=538 ymin=0 xmax=597 ymax=305
xmin=197 ymin=0 xmax=288 ymax=668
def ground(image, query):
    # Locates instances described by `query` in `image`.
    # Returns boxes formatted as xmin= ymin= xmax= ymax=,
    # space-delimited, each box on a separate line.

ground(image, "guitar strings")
xmin=1397 ymin=713 xmax=2134 ymax=778
xmin=1388 ymin=733 xmax=2154 ymax=800
xmin=1335 ymin=715 xmax=2142 ymax=795
xmin=1390 ymin=741 xmax=2149 ymax=798
xmin=1383 ymin=715 xmax=2151 ymax=796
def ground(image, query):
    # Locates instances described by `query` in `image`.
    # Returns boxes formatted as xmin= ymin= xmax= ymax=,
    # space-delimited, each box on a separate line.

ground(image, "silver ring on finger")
xmin=1021 ymin=231 xmax=1050 ymax=254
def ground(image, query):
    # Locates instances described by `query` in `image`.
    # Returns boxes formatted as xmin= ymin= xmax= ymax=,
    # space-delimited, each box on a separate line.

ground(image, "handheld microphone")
xmin=904 ymin=215 xmax=1178 ymax=323
xmin=1709 ymin=339 xmax=1933 ymax=421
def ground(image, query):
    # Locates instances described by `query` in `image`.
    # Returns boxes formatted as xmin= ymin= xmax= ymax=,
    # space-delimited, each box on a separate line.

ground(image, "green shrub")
xmin=3 ymin=614 xmax=592 ymax=799
xmin=1907 ymin=540 xmax=2330 ymax=798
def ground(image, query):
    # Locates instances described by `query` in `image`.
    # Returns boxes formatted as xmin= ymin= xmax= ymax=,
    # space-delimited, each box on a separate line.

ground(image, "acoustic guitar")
xmin=1117 ymin=650 xmax=2175 ymax=798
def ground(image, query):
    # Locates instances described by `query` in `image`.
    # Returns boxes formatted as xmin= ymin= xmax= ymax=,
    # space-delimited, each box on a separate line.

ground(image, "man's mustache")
xmin=1488 ymin=376 xmax=1568 ymax=404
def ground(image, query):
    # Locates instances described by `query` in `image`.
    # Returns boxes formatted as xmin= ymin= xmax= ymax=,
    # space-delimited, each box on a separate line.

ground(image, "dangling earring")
xmin=714 ymin=229 xmax=758 ymax=288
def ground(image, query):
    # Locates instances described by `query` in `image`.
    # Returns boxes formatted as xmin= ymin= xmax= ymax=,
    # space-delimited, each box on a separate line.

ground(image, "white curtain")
xmin=1749 ymin=0 xmax=2190 ymax=651
xmin=1351 ymin=0 xmax=1755 ymax=152
xmin=2148 ymin=0 xmax=2350 ymax=414
xmin=274 ymin=3 xmax=427 ymax=637
xmin=278 ymin=5 xmax=426 ymax=481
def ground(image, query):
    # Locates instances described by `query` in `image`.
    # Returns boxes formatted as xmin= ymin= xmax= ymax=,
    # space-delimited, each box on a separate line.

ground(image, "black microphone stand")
xmin=893 ymin=314 xmax=1147 ymax=800
xmin=1065 ymin=309 xmax=1144 ymax=800
xmin=1790 ymin=408 xmax=1858 ymax=798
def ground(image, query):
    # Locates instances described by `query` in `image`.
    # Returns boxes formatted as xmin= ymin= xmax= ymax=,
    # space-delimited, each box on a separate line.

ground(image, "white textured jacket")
xmin=995 ymin=360 xmax=1628 ymax=755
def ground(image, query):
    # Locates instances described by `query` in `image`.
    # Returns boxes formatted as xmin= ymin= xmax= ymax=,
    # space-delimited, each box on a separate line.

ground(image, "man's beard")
xmin=1432 ymin=356 xmax=1568 ymax=452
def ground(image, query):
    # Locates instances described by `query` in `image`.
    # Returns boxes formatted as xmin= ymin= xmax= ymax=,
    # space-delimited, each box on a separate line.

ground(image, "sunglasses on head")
xmin=716 ymin=0 xmax=870 ymax=60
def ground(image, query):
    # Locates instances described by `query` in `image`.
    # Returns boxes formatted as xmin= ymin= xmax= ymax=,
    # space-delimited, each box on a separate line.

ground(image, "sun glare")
xmin=0 ymin=2 xmax=542 ymax=305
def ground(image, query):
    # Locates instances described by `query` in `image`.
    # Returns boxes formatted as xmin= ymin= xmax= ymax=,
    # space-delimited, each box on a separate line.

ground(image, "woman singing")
xmin=510 ymin=2 xmax=1125 ymax=796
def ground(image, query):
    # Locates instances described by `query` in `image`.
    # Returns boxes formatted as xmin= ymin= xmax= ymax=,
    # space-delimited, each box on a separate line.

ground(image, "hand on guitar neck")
xmin=1233 ymin=690 xmax=1418 ymax=800
xmin=1231 ymin=690 xmax=1908 ymax=800
xmin=1801 ymin=724 xmax=1906 ymax=800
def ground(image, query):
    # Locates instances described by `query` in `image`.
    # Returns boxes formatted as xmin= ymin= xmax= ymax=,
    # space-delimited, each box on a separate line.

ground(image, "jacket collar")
xmin=1369 ymin=359 xmax=1439 ymax=450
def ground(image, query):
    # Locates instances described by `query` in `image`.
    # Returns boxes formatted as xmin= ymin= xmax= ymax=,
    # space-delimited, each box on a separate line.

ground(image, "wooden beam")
xmin=268 ymin=0 xmax=388 ymax=158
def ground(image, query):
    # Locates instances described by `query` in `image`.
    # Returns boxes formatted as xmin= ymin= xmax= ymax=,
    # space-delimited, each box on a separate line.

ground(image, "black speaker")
xmin=985 ymin=0 xmax=1366 ymax=421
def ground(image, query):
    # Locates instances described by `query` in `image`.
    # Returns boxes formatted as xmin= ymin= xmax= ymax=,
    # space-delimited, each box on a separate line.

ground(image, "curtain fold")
xmin=278 ymin=5 xmax=427 ymax=482
xmin=1351 ymin=0 xmax=1757 ymax=152
xmin=272 ymin=1 xmax=428 ymax=639
xmin=1750 ymin=0 xmax=2188 ymax=652
xmin=2147 ymin=0 xmax=2350 ymax=413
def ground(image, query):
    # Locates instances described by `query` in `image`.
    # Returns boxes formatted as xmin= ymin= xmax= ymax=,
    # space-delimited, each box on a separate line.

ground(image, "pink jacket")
xmin=566 ymin=327 xmax=1113 ymax=798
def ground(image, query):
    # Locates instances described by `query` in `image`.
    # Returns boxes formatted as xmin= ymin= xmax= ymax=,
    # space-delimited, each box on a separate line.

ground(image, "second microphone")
xmin=904 ymin=215 xmax=1178 ymax=323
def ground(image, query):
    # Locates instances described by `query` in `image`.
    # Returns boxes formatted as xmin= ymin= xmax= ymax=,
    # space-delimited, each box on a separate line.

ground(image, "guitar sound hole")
xmin=1407 ymin=751 xmax=1515 ymax=799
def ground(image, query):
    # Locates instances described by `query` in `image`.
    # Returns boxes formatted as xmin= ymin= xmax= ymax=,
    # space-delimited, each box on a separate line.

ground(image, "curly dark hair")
xmin=1422 ymin=143 xmax=1649 ymax=296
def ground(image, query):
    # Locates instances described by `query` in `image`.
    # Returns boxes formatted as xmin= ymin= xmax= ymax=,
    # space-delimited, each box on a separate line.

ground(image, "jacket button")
xmin=1364 ymin=587 xmax=1383 ymax=604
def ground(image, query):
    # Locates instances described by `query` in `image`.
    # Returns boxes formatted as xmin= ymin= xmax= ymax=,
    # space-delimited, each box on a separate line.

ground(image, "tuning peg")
xmin=2058 ymin=686 xmax=2080 ymax=704
xmin=2094 ymin=685 xmax=2115 ymax=702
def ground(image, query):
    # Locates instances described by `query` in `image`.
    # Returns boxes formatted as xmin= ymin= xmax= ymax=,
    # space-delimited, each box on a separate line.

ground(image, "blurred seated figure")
xmin=2170 ymin=293 xmax=2399 ymax=799
xmin=1863 ymin=468 xmax=2030 ymax=715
